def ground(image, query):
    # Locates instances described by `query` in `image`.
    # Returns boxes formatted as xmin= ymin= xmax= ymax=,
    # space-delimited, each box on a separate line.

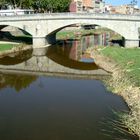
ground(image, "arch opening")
xmin=0 ymin=25 xmax=32 ymax=45
xmin=48 ymin=23 xmax=125 ymax=47
xmin=45 ymin=23 xmax=125 ymax=69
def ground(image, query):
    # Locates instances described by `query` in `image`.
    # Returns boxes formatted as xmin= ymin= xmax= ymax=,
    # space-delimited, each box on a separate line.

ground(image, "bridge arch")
xmin=45 ymin=22 xmax=125 ymax=47
xmin=0 ymin=13 xmax=139 ymax=48
xmin=47 ymin=21 xmax=127 ymax=40
xmin=0 ymin=23 xmax=34 ymax=36
xmin=0 ymin=24 xmax=32 ymax=44
xmin=45 ymin=17 xmax=139 ymax=47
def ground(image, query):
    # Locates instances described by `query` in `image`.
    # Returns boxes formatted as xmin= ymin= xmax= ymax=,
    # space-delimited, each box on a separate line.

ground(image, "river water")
xmin=0 ymin=35 xmax=138 ymax=140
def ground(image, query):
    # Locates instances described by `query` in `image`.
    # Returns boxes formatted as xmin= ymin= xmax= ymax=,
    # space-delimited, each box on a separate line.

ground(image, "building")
xmin=69 ymin=0 xmax=83 ymax=13
xmin=69 ymin=0 xmax=105 ymax=13
xmin=83 ymin=0 xmax=93 ymax=12
xmin=92 ymin=0 xmax=105 ymax=13
xmin=104 ymin=3 xmax=140 ymax=15
xmin=115 ymin=5 xmax=135 ymax=14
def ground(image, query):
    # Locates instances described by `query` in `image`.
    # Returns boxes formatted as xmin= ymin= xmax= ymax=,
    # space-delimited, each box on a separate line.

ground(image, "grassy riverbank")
xmin=56 ymin=28 xmax=122 ymax=41
xmin=0 ymin=43 xmax=32 ymax=57
xmin=56 ymin=29 xmax=98 ymax=40
xmin=0 ymin=44 xmax=17 ymax=51
xmin=89 ymin=46 xmax=140 ymax=137
xmin=101 ymin=47 xmax=140 ymax=86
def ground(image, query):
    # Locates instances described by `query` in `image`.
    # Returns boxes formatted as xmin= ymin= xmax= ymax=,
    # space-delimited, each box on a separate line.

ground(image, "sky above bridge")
xmin=105 ymin=0 xmax=140 ymax=7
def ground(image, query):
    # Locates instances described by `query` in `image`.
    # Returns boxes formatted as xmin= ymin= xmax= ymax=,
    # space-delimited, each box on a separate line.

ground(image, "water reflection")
xmin=46 ymin=45 xmax=99 ymax=70
xmin=0 ymin=49 xmax=32 ymax=65
xmin=0 ymin=74 xmax=137 ymax=140
xmin=0 ymin=36 xmax=107 ymax=72
xmin=46 ymin=33 xmax=111 ymax=70
xmin=0 ymin=73 xmax=37 ymax=91
xmin=0 ymin=35 xmax=138 ymax=140
xmin=0 ymin=35 xmax=110 ymax=71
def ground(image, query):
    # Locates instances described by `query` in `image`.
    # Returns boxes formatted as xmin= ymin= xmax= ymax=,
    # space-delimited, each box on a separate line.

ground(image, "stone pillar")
xmin=32 ymin=37 xmax=49 ymax=56
xmin=32 ymin=34 xmax=56 ymax=56
xmin=125 ymin=39 xmax=139 ymax=48
xmin=33 ymin=37 xmax=48 ymax=48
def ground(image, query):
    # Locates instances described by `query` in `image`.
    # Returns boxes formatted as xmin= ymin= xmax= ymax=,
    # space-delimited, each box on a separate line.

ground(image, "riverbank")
xmin=56 ymin=27 xmax=122 ymax=41
xmin=88 ymin=46 xmax=140 ymax=137
xmin=0 ymin=43 xmax=32 ymax=57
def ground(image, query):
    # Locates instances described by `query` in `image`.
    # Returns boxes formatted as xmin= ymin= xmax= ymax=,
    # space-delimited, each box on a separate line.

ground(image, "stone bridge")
xmin=0 ymin=13 xmax=140 ymax=48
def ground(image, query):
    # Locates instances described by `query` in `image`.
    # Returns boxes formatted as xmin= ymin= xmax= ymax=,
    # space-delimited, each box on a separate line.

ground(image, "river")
xmin=0 ymin=35 xmax=138 ymax=140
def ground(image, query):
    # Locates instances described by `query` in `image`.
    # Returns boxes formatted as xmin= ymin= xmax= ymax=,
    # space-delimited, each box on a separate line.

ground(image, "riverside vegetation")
xmin=88 ymin=46 xmax=140 ymax=138
xmin=56 ymin=27 xmax=122 ymax=41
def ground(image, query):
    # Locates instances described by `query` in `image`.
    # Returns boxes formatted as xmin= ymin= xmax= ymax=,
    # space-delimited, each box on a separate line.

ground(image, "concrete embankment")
xmin=88 ymin=47 xmax=140 ymax=137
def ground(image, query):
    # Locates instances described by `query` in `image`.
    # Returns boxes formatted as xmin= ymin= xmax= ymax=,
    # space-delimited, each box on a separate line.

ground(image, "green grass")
xmin=0 ymin=44 xmax=15 ymax=51
xmin=56 ymin=28 xmax=122 ymax=41
xmin=56 ymin=30 xmax=77 ymax=40
xmin=100 ymin=47 xmax=140 ymax=86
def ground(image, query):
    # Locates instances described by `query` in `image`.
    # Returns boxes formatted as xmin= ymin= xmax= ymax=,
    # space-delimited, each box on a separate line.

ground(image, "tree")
xmin=130 ymin=0 xmax=138 ymax=6
xmin=0 ymin=0 xmax=34 ymax=9
xmin=54 ymin=0 xmax=71 ymax=12
xmin=33 ymin=0 xmax=71 ymax=12
xmin=0 ymin=0 xmax=71 ymax=12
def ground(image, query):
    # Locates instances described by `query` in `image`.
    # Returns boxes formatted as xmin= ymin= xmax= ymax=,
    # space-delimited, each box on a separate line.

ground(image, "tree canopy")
xmin=0 ymin=0 xmax=71 ymax=12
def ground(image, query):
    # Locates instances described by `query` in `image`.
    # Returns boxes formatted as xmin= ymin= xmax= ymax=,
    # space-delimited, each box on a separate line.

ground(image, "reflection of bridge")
xmin=0 ymin=13 xmax=140 ymax=48
xmin=0 ymin=52 xmax=110 ymax=80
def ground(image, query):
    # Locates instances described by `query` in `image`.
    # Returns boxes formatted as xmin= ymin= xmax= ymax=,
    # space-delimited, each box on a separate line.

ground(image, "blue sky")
xmin=105 ymin=0 xmax=140 ymax=7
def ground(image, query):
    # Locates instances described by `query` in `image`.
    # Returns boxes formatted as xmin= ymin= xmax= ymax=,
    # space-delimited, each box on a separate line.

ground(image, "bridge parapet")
xmin=1 ymin=13 xmax=140 ymax=21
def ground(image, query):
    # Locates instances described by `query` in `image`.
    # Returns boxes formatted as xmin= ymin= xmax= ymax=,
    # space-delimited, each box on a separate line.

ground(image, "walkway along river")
xmin=0 ymin=35 xmax=138 ymax=140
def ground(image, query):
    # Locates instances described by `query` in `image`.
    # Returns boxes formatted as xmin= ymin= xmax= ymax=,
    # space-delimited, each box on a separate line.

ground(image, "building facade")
xmin=83 ymin=0 xmax=93 ymax=12
xmin=69 ymin=0 xmax=83 ymax=13
xmin=69 ymin=0 xmax=105 ymax=13
xmin=92 ymin=0 xmax=105 ymax=13
xmin=105 ymin=4 xmax=140 ymax=14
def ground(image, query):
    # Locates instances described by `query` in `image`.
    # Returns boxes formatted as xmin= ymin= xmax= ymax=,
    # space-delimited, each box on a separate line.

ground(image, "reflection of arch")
xmin=46 ymin=45 xmax=99 ymax=70
xmin=0 ymin=49 xmax=32 ymax=65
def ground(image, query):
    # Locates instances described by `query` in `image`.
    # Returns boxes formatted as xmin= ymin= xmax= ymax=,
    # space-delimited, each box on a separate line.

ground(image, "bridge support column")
xmin=33 ymin=37 xmax=48 ymax=48
xmin=32 ymin=37 xmax=49 ymax=56
xmin=125 ymin=39 xmax=139 ymax=48
xmin=32 ymin=34 xmax=56 ymax=56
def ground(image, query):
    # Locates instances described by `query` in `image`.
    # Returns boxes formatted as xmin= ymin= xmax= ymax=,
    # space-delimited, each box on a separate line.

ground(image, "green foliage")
xmin=0 ymin=0 xmax=71 ymax=12
xmin=0 ymin=0 xmax=34 ymax=8
xmin=0 ymin=44 xmax=14 ymax=51
xmin=100 ymin=47 xmax=140 ymax=86
xmin=36 ymin=0 xmax=71 ymax=12
xmin=0 ymin=73 xmax=37 ymax=92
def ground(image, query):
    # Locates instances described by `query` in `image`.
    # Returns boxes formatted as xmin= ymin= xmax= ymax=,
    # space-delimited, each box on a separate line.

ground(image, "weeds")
xmin=90 ymin=47 xmax=140 ymax=137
